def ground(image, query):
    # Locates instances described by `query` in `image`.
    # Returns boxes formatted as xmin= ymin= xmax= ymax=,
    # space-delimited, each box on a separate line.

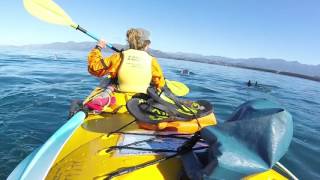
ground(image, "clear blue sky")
xmin=0 ymin=0 xmax=319 ymax=65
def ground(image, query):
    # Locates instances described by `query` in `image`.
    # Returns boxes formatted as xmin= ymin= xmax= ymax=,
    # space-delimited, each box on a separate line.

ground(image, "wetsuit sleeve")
xmin=87 ymin=48 xmax=121 ymax=77
xmin=151 ymin=57 xmax=165 ymax=89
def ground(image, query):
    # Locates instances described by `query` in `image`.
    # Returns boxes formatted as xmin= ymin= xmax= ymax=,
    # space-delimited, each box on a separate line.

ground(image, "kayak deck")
xmin=45 ymin=113 xmax=288 ymax=180
xmin=46 ymin=113 xmax=183 ymax=180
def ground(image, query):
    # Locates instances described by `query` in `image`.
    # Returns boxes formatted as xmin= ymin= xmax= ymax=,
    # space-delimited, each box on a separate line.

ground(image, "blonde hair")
xmin=127 ymin=28 xmax=151 ymax=50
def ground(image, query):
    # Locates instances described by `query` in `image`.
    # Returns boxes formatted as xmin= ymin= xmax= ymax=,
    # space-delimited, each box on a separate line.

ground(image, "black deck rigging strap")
xmin=106 ymin=131 xmax=203 ymax=153
xmin=107 ymin=119 xmax=136 ymax=137
xmin=104 ymin=153 xmax=177 ymax=180
xmin=105 ymin=137 xmax=158 ymax=153
xmin=101 ymin=85 xmax=205 ymax=179
xmin=107 ymin=145 xmax=208 ymax=154
xmin=107 ymin=146 xmax=179 ymax=153
xmin=103 ymin=132 xmax=202 ymax=180
xmin=115 ymin=132 xmax=193 ymax=139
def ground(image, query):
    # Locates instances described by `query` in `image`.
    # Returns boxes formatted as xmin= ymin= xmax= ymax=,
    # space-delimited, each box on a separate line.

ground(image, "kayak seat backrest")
xmin=227 ymin=98 xmax=284 ymax=122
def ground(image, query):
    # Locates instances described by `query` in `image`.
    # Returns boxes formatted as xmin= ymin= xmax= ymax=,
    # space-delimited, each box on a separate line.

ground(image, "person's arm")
xmin=151 ymin=57 xmax=165 ymax=89
xmin=87 ymin=41 xmax=121 ymax=77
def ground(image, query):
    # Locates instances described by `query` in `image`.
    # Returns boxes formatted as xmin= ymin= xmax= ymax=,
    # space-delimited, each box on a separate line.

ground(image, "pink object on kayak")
xmin=85 ymin=96 xmax=116 ymax=112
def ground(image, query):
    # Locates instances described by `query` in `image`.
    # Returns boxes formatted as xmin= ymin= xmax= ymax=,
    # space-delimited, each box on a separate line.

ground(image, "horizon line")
xmin=0 ymin=41 xmax=319 ymax=66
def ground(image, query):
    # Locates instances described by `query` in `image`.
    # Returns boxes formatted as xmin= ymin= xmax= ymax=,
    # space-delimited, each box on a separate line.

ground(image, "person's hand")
xmin=97 ymin=39 xmax=107 ymax=49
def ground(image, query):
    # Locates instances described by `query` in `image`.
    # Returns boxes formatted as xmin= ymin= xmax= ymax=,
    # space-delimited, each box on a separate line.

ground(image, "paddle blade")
xmin=166 ymin=80 xmax=189 ymax=96
xmin=23 ymin=0 xmax=76 ymax=27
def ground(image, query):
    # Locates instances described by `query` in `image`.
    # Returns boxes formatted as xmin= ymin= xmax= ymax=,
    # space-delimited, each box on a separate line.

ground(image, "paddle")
xmin=165 ymin=79 xmax=189 ymax=96
xmin=23 ymin=0 xmax=119 ymax=52
xmin=23 ymin=0 xmax=189 ymax=96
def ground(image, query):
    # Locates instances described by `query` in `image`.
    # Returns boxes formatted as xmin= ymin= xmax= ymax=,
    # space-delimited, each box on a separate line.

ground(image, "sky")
xmin=0 ymin=0 xmax=319 ymax=65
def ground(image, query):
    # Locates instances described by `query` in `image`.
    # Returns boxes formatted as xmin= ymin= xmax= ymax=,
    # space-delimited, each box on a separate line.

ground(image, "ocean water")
xmin=0 ymin=48 xmax=319 ymax=179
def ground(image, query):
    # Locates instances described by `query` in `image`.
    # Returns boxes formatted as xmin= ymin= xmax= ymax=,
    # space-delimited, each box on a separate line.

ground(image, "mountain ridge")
xmin=1 ymin=41 xmax=319 ymax=81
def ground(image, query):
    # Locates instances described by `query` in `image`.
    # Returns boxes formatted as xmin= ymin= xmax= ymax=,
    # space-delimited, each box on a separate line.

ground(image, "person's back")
xmin=117 ymin=49 xmax=152 ymax=93
xmin=87 ymin=28 xmax=165 ymax=94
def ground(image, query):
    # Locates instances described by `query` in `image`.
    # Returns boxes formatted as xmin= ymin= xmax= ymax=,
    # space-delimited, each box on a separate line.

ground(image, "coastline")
xmin=157 ymin=56 xmax=320 ymax=83
xmin=1 ymin=43 xmax=319 ymax=83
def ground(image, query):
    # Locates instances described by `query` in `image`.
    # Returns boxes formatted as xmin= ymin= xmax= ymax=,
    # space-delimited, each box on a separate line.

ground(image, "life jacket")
xmin=117 ymin=49 xmax=152 ymax=93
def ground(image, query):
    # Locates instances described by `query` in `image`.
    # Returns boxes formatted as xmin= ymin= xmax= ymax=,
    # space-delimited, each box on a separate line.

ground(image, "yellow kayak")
xmin=46 ymin=113 xmax=286 ymax=180
xmin=8 ymin=88 xmax=294 ymax=180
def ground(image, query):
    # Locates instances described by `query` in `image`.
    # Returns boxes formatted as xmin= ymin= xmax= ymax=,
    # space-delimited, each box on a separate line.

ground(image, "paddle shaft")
xmin=73 ymin=25 xmax=121 ymax=52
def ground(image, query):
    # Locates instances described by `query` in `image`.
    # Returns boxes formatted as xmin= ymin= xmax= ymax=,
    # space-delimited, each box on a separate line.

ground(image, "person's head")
xmin=126 ymin=28 xmax=151 ymax=51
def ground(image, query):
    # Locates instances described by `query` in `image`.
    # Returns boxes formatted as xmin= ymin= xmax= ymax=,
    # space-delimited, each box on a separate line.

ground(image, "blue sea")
xmin=0 ymin=48 xmax=319 ymax=179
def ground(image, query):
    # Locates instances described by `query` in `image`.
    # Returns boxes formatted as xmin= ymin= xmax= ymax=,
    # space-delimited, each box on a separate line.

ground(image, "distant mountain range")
xmin=2 ymin=41 xmax=320 ymax=81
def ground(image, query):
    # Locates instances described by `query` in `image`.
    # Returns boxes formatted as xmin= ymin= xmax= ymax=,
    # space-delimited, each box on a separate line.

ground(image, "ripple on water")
xmin=0 ymin=51 xmax=319 ymax=179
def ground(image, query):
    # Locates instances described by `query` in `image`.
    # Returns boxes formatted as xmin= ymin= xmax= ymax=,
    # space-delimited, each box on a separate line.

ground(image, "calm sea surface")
xmin=0 ymin=49 xmax=319 ymax=179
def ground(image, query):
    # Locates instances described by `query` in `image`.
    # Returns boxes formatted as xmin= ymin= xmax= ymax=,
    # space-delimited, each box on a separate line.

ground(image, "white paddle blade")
xmin=23 ymin=0 xmax=76 ymax=27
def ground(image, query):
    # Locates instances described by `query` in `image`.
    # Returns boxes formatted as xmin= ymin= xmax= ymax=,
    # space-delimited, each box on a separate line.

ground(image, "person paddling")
xmin=86 ymin=28 xmax=166 ymax=113
xmin=88 ymin=28 xmax=165 ymax=93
